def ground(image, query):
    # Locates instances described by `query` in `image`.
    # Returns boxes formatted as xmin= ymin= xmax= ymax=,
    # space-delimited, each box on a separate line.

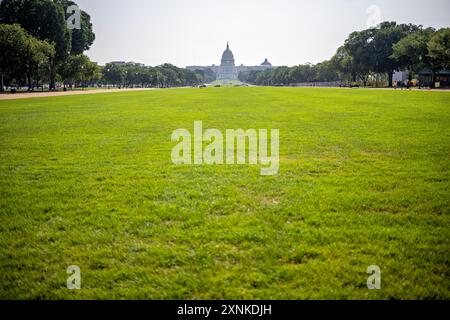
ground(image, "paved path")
xmin=0 ymin=88 xmax=155 ymax=101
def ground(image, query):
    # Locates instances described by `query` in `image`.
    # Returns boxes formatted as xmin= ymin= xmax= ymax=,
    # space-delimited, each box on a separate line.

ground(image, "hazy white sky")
xmin=76 ymin=0 xmax=450 ymax=67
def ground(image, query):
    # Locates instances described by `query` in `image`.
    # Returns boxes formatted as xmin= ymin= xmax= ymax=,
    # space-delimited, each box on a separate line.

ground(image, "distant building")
xmin=109 ymin=61 xmax=127 ymax=66
xmin=418 ymin=69 xmax=450 ymax=87
xmin=186 ymin=43 xmax=277 ymax=81
xmin=393 ymin=70 xmax=409 ymax=83
xmin=109 ymin=61 xmax=145 ymax=67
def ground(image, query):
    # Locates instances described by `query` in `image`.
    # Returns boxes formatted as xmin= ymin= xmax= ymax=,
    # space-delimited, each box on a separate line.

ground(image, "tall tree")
xmin=0 ymin=24 xmax=28 ymax=91
xmin=289 ymin=64 xmax=316 ymax=83
xmin=23 ymin=34 xmax=55 ymax=90
xmin=56 ymin=0 xmax=95 ymax=54
xmin=58 ymin=54 xmax=92 ymax=88
xmin=428 ymin=28 xmax=450 ymax=70
xmin=331 ymin=46 xmax=358 ymax=82
xmin=0 ymin=0 xmax=71 ymax=90
xmin=0 ymin=0 xmax=94 ymax=89
xmin=315 ymin=60 xmax=339 ymax=82
xmin=369 ymin=22 xmax=420 ymax=86
xmin=343 ymin=30 xmax=373 ymax=85
xmin=272 ymin=66 xmax=291 ymax=85
xmin=102 ymin=63 xmax=126 ymax=86
xmin=392 ymin=28 xmax=449 ymax=87
xmin=0 ymin=23 xmax=54 ymax=91
xmin=391 ymin=28 xmax=436 ymax=74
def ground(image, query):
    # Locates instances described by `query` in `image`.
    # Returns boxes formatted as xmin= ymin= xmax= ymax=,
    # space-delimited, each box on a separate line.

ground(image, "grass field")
xmin=0 ymin=87 xmax=449 ymax=299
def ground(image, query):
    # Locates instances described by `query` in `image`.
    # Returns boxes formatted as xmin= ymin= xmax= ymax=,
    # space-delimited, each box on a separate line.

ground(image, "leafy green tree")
xmin=338 ymin=22 xmax=419 ymax=86
xmin=289 ymin=64 xmax=316 ymax=83
xmin=0 ymin=23 xmax=54 ymax=91
xmin=153 ymin=68 xmax=167 ymax=87
xmin=0 ymin=24 xmax=28 ymax=91
xmin=331 ymin=46 xmax=356 ymax=82
xmin=271 ymin=66 xmax=291 ymax=85
xmin=158 ymin=64 xmax=180 ymax=87
xmin=428 ymin=28 xmax=450 ymax=70
xmin=182 ymin=69 xmax=203 ymax=86
xmin=59 ymin=54 xmax=81 ymax=87
xmin=59 ymin=54 xmax=98 ymax=88
xmin=369 ymin=22 xmax=420 ymax=86
xmin=0 ymin=0 xmax=94 ymax=89
xmin=391 ymin=28 xmax=436 ymax=74
xmin=343 ymin=29 xmax=374 ymax=86
xmin=255 ymin=70 xmax=273 ymax=86
xmin=79 ymin=58 xmax=101 ymax=88
xmin=23 ymin=36 xmax=55 ymax=90
xmin=238 ymin=71 xmax=249 ymax=83
xmin=36 ymin=59 xmax=52 ymax=90
xmin=191 ymin=69 xmax=206 ymax=84
xmin=56 ymin=0 xmax=95 ymax=54
xmin=0 ymin=0 xmax=71 ymax=90
xmin=315 ymin=60 xmax=339 ymax=82
xmin=102 ymin=63 xmax=126 ymax=86
xmin=130 ymin=67 xmax=152 ymax=87
xmin=392 ymin=27 xmax=449 ymax=87
xmin=203 ymin=68 xmax=216 ymax=83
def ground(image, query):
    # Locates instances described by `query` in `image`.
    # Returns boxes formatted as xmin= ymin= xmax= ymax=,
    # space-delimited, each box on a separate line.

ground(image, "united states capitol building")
xmin=186 ymin=43 xmax=276 ymax=81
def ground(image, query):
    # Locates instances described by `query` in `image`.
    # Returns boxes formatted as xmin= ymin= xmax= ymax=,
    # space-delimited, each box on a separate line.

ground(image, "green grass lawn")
xmin=209 ymin=79 xmax=243 ymax=86
xmin=0 ymin=87 xmax=449 ymax=299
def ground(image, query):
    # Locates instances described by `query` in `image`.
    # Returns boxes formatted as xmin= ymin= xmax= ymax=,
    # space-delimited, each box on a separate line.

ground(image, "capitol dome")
xmin=185 ymin=43 xmax=276 ymax=82
xmin=221 ymin=42 xmax=235 ymax=66
xmin=217 ymin=42 xmax=238 ymax=80
xmin=261 ymin=58 xmax=272 ymax=66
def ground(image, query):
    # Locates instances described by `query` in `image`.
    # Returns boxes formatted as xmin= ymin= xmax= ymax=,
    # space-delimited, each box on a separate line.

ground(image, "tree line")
xmin=239 ymin=61 xmax=339 ymax=86
xmin=0 ymin=0 xmax=207 ymax=91
xmin=240 ymin=22 xmax=450 ymax=87
xmin=101 ymin=63 xmax=205 ymax=88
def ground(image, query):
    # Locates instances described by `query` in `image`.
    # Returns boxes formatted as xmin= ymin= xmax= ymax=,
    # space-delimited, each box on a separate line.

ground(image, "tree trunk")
xmin=0 ymin=72 xmax=4 ymax=92
xmin=49 ymin=58 xmax=57 ymax=91
xmin=27 ymin=73 xmax=33 ymax=91
xmin=388 ymin=70 xmax=394 ymax=87
xmin=431 ymin=70 xmax=437 ymax=88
